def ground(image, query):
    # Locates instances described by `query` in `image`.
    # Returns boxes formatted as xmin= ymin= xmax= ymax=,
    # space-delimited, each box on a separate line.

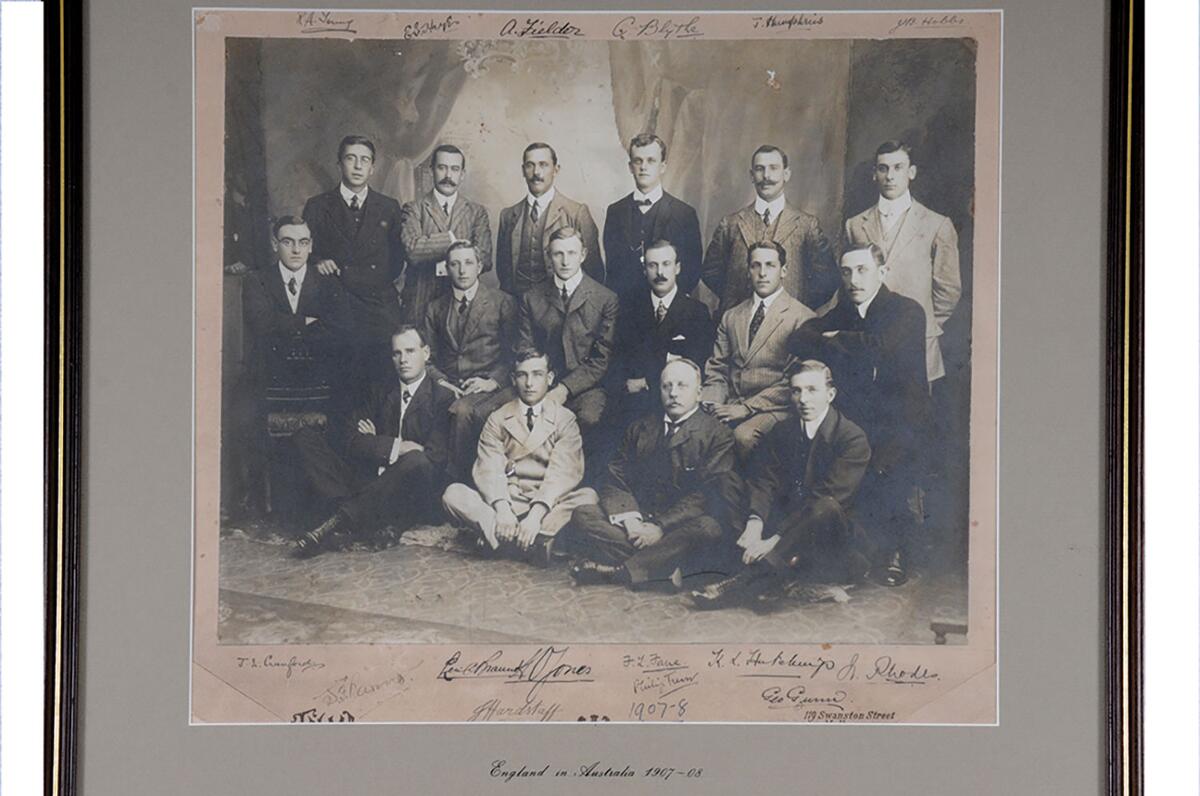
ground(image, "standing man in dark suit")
xmin=691 ymin=361 xmax=871 ymax=608
xmin=602 ymin=133 xmax=703 ymax=304
xmin=291 ymin=325 xmax=456 ymax=558
xmin=495 ymin=142 xmax=604 ymax=295
xmin=421 ymin=240 xmax=518 ymax=476
xmin=517 ymin=226 xmax=620 ymax=442
xmin=563 ymin=359 xmax=736 ymax=589
xmin=302 ymin=135 xmax=406 ymax=397
xmin=399 ymin=144 xmax=493 ymax=325
xmin=610 ymin=239 xmax=713 ymax=424
xmin=701 ymin=145 xmax=838 ymax=316
xmin=789 ymin=245 xmax=931 ymax=586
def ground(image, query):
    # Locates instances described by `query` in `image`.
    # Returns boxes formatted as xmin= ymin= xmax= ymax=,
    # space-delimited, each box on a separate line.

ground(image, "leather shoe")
xmin=569 ymin=559 xmax=624 ymax=585
xmin=293 ymin=513 xmax=345 ymax=559
xmin=870 ymin=551 xmax=908 ymax=587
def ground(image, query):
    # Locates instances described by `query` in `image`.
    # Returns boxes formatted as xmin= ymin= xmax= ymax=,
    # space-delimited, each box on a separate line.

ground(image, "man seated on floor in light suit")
xmin=442 ymin=348 xmax=598 ymax=566
xmin=690 ymin=360 xmax=871 ymax=609
xmin=561 ymin=358 xmax=736 ymax=590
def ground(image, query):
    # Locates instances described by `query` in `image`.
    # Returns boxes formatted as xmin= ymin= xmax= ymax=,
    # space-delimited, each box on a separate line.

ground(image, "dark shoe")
xmin=472 ymin=534 xmax=500 ymax=558
xmin=569 ymin=559 xmax=624 ymax=585
xmin=293 ymin=513 xmax=345 ymax=559
xmin=528 ymin=535 xmax=556 ymax=568
xmin=870 ymin=551 xmax=908 ymax=587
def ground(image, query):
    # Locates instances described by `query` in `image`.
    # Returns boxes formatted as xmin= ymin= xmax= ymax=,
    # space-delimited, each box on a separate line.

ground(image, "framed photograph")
xmin=47 ymin=0 xmax=1140 ymax=792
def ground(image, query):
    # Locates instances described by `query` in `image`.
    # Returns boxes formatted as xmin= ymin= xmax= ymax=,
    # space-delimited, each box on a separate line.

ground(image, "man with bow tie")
xmin=562 ymin=359 xmax=736 ymax=590
xmin=601 ymin=133 xmax=703 ymax=305
xmin=700 ymin=144 xmax=838 ymax=317
xmin=398 ymin=144 xmax=493 ymax=325
xmin=442 ymin=348 xmax=598 ymax=564
xmin=291 ymin=325 xmax=456 ymax=558
xmin=495 ymin=142 xmax=604 ymax=296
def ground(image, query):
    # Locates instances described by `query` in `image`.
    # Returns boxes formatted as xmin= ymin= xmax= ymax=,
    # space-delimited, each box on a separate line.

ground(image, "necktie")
xmin=635 ymin=198 xmax=652 ymax=213
xmin=442 ymin=201 xmax=450 ymax=217
xmin=762 ymin=207 xmax=772 ymax=227
xmin=458 ymin=295 xmax=469 ymax=314
xmin=664 ymin=420 xmax=680 ymax=440
xmin=529 ymin=201 xmax=539 ymax=223
xmin=350 ymin=195 xmax=360 ymax=212
xmin=748 ymin=301 xmax=766 ymax=343
xmin=526 ymin=407 xmax=535 ymax=430
xmin=401 ymin=389 xmax=411 ymax=405
xmin=561 ymin=284 xmax=570 ymax=305
xmin=287 ymin=277 xmax=297 ymax=296
xmin=655 ymin=301 xmax=667 ymax=324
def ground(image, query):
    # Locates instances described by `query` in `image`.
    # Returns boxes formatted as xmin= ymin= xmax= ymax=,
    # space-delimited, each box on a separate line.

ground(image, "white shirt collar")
xmin=278 ymin=261 xmax=307 ymax=287
xmin=519 ymin=399 xmax=545 ymax=417
xmin=526 ymin=186 xmax=556 ymax=211
xmin=753 ymin=286 xmax=785 ymax=312
xmin=398 ymin=371 xmax=426 ymax=398
xmin=434 ymin=190 xmax=458 ymax=214
xmin=877 ymin=190 xmax=912 ymax=219
xmin=803 ymin=406 xmax=830 ymax=440
xmin=632 ymin=184 xmax=664 ymax=205
xmin=664 ymin=404 xmax=700 ymax=429
xmin=854 ymin=287 xmax=882 ymax=318
xmin=452 ymin=282 xmax=479 ymax=302
xmin=553 ymin=270 xmax=584 ymax=296
xmin=753 ymin=194 xmax=786 ymax=218
xmin=340 ymin=183 xmax=369 ymax=206
xmin=651 ymin=285 xmax=678 ymax=310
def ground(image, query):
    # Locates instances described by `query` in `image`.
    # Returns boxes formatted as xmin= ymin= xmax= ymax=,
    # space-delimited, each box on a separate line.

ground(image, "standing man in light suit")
xmin=495 ymin=142 xmax=604 ymax=295
xmin=399 ymin=144 xmax=493 ymax=325
xmin=843 ymin=140 xmax=961 ymax=384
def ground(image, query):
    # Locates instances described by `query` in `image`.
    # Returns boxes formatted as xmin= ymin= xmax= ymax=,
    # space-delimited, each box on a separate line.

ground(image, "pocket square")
xmin=671 ymin=334 xmax=687 ymax=341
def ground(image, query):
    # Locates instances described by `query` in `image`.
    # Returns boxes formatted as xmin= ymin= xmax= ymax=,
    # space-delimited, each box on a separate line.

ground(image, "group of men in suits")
xmin=240 ymin=130 xmax=961 ymax=604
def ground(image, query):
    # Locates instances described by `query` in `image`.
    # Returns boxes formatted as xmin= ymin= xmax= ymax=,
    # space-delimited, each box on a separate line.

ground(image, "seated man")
xmin=562 ymin=359 xmax=735 ymax=590
xmin=420 ymin=240 xmax=518 ymax=476
xmin=691 ymin=360 xmax=871 ymax=608
xmin=701 ymin=240 xmax=815 ymax=458
xmin=442 ymin=348 xmax=598 ymax=565
xmin=291 ymin=325 xmax=456 ymax=557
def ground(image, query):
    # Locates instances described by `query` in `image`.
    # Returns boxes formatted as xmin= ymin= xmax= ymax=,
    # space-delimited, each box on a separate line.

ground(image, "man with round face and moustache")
xmin=399 ymin=144 xmax=494 ymax=325
xmin=700 ymin=145 xmax=837 ymax=316
xmin=495 ymin=142 xmax=604 ymax=295
xmin=789 ymin=245 xmax=930 ymax=586
xmin=302 ymin=135 xmax=406 ymax=398
xmin=562 ymin=358 xmax=736 ymax=590
xmin=601 ymin=134 xmax=704 ymax=304
xmin=291 ymin=325 xmax=456 ymax=558
xmin=691 ymin=361 xmax=870 ymax=609
xmin=442 ymin=349 xmax=598 ymax=565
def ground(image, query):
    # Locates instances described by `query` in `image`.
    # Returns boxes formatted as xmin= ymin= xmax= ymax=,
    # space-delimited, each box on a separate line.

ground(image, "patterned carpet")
xmin=217 ymin=518 xmax=968 ymax=646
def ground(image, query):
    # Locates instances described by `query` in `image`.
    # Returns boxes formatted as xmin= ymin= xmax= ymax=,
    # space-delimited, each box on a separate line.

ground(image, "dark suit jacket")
xmin=790 ymin=284 xmax=930 ymax=473
xmin=517 ymin=274 xmax=619 ymax=398
xmin=744 ymin=408 xmax=870 ymax=525
xmin=344 ymin=374 xmax=455 ymax=473
xmin=613 ymin=291 xmax=713 ymax=390
xmin=602 ymin=191 xmax=703 ymax=302
xmin=421 ymin=284 xmax=518 ymax=385
xmin=302 ymin=187 xmax=405 ymax=317
xmin=495 ymin=191 xmax=604 ymax=294
xmin=602 ymin=409 xmax=736 ymax=530
xmin=399 ymin=191 xmax=493 ymax=322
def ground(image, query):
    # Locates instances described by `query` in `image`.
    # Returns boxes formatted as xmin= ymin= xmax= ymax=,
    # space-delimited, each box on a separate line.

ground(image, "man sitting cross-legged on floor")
xmin=691 ymin=360 xmax=871 ymax=609
xmin=561 ymin=358 xmax=737 ymax=590
xmin=442 ymin=348 xmax=598 ymax=565
xmin=291 ymin=325 xmax=456 ymax=558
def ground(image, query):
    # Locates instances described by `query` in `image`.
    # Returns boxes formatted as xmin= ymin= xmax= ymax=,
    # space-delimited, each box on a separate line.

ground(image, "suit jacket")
xmin=701 ymin=202 xmax=837 ymax=316
xmin=421 ymin=284 xmax=518 ymax=385
xmin=701 ymin=291 xmax=815 ymax=413
xmin=495 ymin=191 xmax=604 ymax=294
xmin=844 ymin=198 xmax=961 ymax=381
xmin=473 ymin=399 xmax=584 ymax=511
xmin=613 ymin=291 xmax=713 ymax=390
xmin=399 ymin=191 xmax=493 ymax=321
xmin=344 ymin=374 xmax=455 ymax=473
xmin=744 ymin=408 xmax=871 ymax=524
xmin=790 ymin=284 xmax=930 ymax=473
xmin=602 ymin=191 xmax=703 ymax=301
xmin=601 ymin=409 xmax=735 ymax=530
xmin=302 ymin=187 xmax=405 ymax=311
xmin=518 ymin=274 xmax=620 ymax=398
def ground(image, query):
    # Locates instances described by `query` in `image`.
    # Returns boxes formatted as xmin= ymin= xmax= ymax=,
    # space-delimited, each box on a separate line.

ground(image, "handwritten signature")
xmin=761 ymin=684 xmax=848 ymax=711
xmin=235 ymin=654 xmax=325 ymax=679
xmin=403 ymin=15 xmax=460 ymax=40
xmin=439 ymin=646 xmax=593 ymax=701
xmin=297 ymin=11 xmax=356 ymax=35
xmin=312 ymin=672 xmax=406 ymax=707
xmin=750 ymin=14 xmax=825 ymax=31
xmin=889 ymin=14 xmax=966 ymax=35
xmin=468 ymin=697 xmax=562 ymax=722
xmin=865 ymin=655 xmax=940 ymax=685
xmin=499 ymin=18 xmax=584 ymax=39
xmin=612 ymin=16 xmax=703 ymax=40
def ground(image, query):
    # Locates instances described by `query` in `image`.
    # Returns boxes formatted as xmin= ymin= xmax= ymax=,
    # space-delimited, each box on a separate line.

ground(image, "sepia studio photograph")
xmin=213 ymin=33 xmax=979 ymax=646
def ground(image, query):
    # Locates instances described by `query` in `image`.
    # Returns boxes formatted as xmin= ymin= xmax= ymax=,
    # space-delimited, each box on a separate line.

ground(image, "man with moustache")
xmin=601 ymin=133 xmax=703 ymax=304
xmin=442 ymin=349 xmax=599 ymax=565
xmin=562 ymin=359 xmax=736 ymax=590
xmin=610 ymin=239 xmax=713 ymax=423
xmin=701 ymin=241 xmax=815 ymax=459
xmin=290 ymin=325 xmax=456 ymax=558
xmin=701 ymin=145 xmax=837 ymax=316
xmin=495 ymin=142 xmax=604 ymax=295
xmin=844 ymin=140 xmax=961 ymax=385
xmin=516 ymin=227 xmax=620 ymax=439
xmin=302 ymin=135 xmax=406 ymax=395
xmin=789 ymin=245 xmax=930 ymax=586
xmin=420 ymin=240 xmax=518 ymax=476
xmin=691 ymin=361 xmax=871 ymax=608
xmin=399 ymin=144 xmax=493 ymax=325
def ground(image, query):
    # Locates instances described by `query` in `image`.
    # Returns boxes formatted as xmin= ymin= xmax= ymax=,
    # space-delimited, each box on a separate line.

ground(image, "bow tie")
xmin=634 ymin=198 xmax=652 ymax=207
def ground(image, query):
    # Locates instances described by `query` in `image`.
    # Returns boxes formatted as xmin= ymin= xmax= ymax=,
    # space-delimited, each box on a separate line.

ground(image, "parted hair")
xmin=522 ymin=141 xmax=558 ymax=165
xmin=272 ymin=215 xmax=309 ymax=239
xmin=643 ymin=238 xmax=678 ymax=260
xmin=337 ymin=135 xmax=376 ymax=160
xmin=842 ymin=243 xmax=886 ymax=269
xmin=430 ymin=143 xmax=466 ymax=170
xmin=390 ymin=324 xmax=429 ymax=347
xmin=751 ymin=144 xmax=788 ymax=168
xmin=789 ymin=359 xmax=835 ymax=389
xmin=875 ymin=139 xmax=914 ymax=163
xmin=628 ymin=133 xmax=667 ymax=161
xmin=746 ymin=239 xmax=787 ymax=267
xmin=513 ymin=347 xmax=554 ymax=371
xmin=446 ymin=239 xmax=479 ymax=258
